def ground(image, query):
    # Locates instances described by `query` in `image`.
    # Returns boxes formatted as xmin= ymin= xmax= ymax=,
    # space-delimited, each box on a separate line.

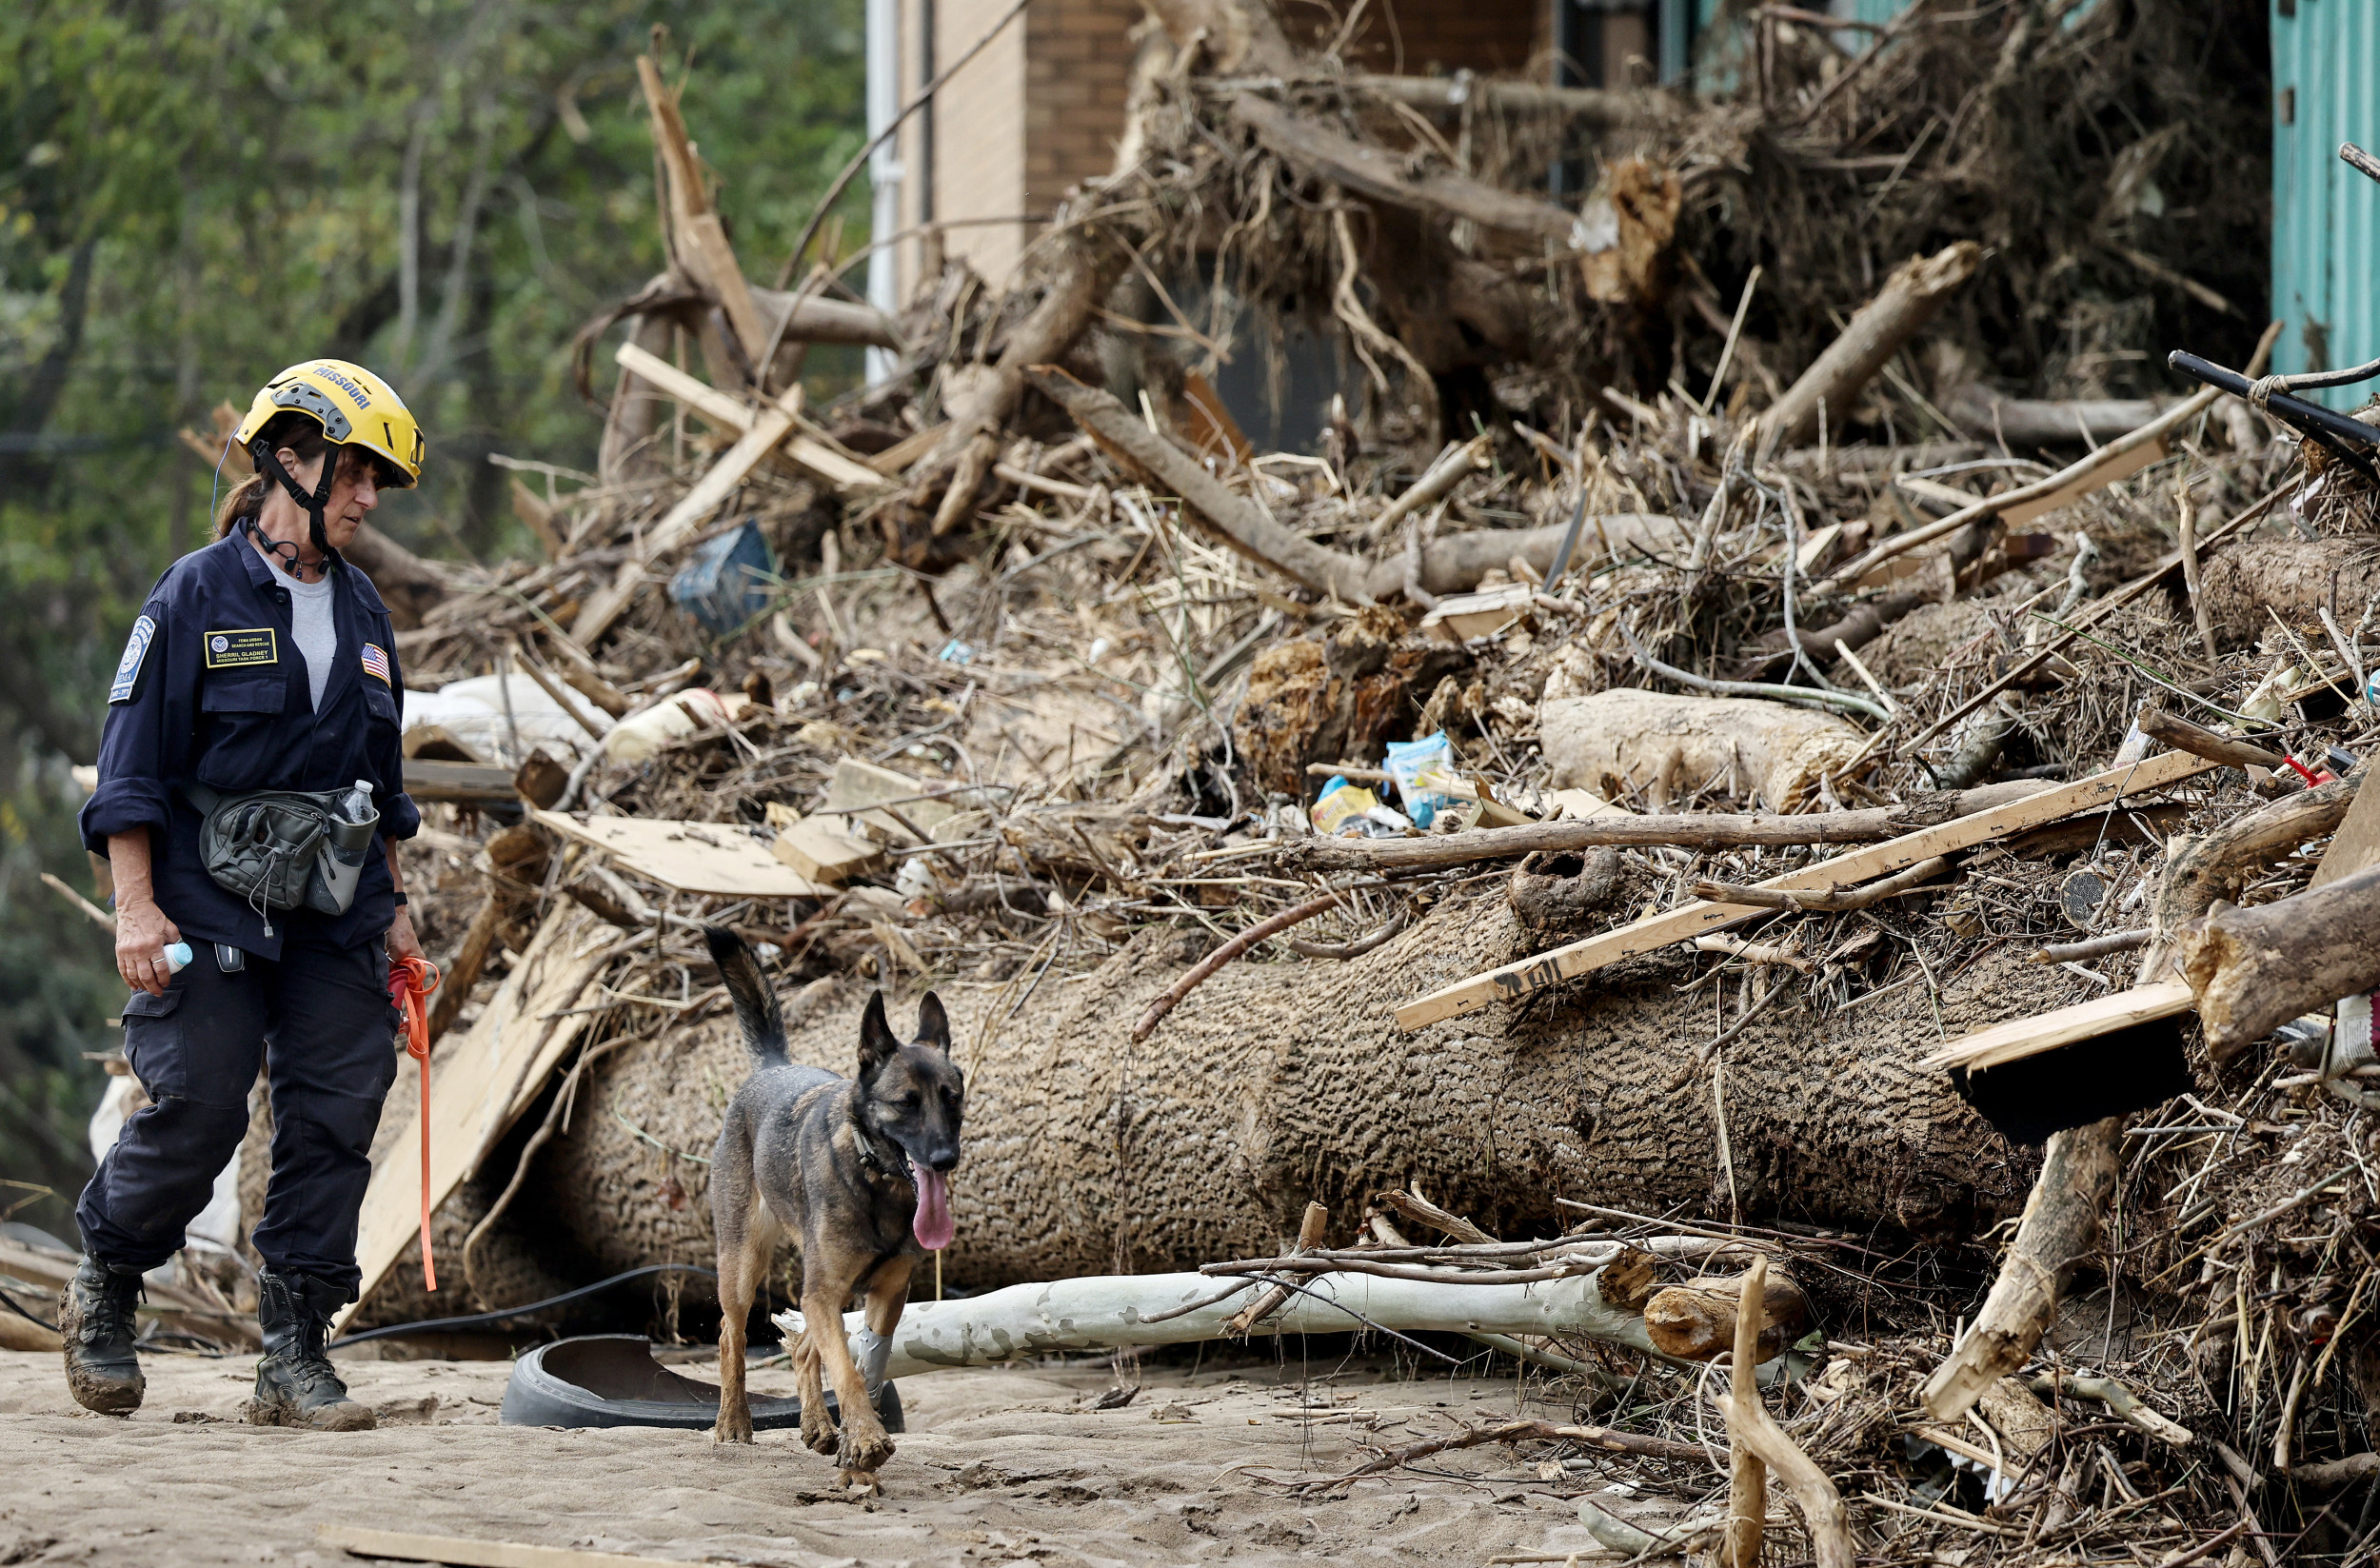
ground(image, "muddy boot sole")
xmin=56 ymin=1293 xmax=143 ymax=1417
xmin=245 ymin=1394 xmax=376 ymax=1432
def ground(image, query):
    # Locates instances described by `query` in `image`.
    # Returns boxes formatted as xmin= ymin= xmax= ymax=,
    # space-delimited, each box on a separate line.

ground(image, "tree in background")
xmin=0 ymin=0 xmax=866 ymax=1241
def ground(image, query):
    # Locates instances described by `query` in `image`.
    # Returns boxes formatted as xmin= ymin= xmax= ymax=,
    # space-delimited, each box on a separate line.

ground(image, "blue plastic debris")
xmin=668 ymin=521 xmax=776 ymax=636
xmin=937 ymin=639 xmax=975 ymax=665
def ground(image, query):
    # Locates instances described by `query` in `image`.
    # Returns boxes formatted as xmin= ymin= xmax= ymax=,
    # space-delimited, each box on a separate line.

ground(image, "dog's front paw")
xmin=800 ymin=1405 xmax=840 ymax=1456
xmin=839 ymin=1421 xmax=895 ymax=1475
xmin=713 ymin=1404 xmax=755 ymax=1445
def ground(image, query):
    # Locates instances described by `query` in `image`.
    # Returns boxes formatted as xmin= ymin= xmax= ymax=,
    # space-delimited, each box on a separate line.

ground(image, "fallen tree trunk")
xmin=2195 ymin=536 xmax=2380 ymax=649
xmin=1276 ymin=780 xmax=2048 ymax=873
xmin=2178 ymin=861 xmax=2380 ymax=1057
xmin=783 ymin=1262 xmax=1656 ymax=1378
xmin=516 ymin=893 xmax=2034 ymax=1299
xmin=1755 ymin=243 xmax=1981 ymax=458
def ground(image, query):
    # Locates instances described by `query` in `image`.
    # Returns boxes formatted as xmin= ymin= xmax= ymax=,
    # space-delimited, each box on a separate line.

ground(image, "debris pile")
xmin=92 ymin=3 xmax=2380 ymax=1560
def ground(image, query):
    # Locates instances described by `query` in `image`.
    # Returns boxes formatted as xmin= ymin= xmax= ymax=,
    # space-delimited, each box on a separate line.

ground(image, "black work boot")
xmin=248 ymin=1269 xmax=373 ymax=1431
xmin=58 ymin=1258 xmax=146 ymax=1415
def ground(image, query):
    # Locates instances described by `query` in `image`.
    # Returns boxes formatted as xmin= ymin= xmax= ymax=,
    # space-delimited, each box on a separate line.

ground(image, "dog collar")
xmin=854 ymin=1127 xmax=907 ymax=1182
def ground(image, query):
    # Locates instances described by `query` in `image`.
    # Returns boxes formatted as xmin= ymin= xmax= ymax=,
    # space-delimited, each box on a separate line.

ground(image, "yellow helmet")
xmin=235 ymin=359 xmax=424 ymax=487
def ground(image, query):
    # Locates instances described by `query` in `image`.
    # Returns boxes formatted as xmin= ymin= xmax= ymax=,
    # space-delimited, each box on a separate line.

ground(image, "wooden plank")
xmin=1919 ymin=982 xmax=2195 ymax=1074
xmin=533 ymin=809 xmax=831 ymax=898
xmin=318 ymin=1522 xmax=688 ymax=1568
xmin=2311 ymin=774 xmax=2380 ymax=889
xmin=403 ymin=759 xmax=519 ymax=803
xmin=571 ymin=378 xmax=806 ymax=644
xmin=338 ymin=906 xmax=612 ymax=1331
xmin=1997 ymin=435 xmax=2168 ymax=529
xmin=615 ymin=341 xmax=885 ymax=491
xmin=1392 ymin=749 xmax=2220 ymax=1030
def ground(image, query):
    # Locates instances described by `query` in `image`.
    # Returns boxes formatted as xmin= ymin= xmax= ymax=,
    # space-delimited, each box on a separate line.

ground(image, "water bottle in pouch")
xmin=310 ymin=779 xmax=380 ymax=916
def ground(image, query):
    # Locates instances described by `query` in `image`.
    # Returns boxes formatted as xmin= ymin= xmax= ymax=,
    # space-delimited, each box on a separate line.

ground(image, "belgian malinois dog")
xmin=703 ymin=927 xmax=963 ymax=1486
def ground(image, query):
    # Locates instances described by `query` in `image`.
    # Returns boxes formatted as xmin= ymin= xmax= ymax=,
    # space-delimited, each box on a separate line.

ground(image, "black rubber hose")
xmin=0 ymin=1282 xmax=59 ymax=1333
xmin=329 ymin=1263 xmax=718 ymax=1349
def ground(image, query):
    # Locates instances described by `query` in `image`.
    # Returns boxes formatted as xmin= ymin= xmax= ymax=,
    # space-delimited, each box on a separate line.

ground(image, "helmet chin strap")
xmin=248 ymin=438 xmax=345 ymax=579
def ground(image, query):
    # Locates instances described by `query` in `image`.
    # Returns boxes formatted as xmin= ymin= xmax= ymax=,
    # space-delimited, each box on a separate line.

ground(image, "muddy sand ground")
xmin=0 ymin=1346 xmax=1697 ymax=1566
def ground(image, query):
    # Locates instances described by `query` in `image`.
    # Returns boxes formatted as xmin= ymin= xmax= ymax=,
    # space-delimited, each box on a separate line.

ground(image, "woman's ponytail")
xmin=212 ymin=410 xmax=329 ymax=540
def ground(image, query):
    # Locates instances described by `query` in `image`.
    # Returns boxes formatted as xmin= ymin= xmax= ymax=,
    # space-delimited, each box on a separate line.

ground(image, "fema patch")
xmin=361 ymin=643 xmax=390 ymax=685
xmin=109 ymin=615 xmax=156 ymax=705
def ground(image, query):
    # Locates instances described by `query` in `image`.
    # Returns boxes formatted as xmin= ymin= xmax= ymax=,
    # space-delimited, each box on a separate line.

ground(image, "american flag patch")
xmin=361 ymin=643 xmax=391 ymax=685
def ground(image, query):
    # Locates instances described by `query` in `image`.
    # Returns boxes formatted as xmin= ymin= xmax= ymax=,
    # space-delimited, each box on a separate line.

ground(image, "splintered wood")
xmin=339 ymin=906 xmax=615 ymax=1329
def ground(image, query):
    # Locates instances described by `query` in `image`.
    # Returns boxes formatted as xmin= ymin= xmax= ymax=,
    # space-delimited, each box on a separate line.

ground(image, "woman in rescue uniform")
xmin=67 ymin=360 xmax=427 ymax=1429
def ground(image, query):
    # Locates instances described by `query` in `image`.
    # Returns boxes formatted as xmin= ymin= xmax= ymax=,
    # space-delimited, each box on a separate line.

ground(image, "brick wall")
xmin=1024 ymin=0 xmax=1142 ymax=210
xmin=887 ymin=0 xmax=1553 ymax=297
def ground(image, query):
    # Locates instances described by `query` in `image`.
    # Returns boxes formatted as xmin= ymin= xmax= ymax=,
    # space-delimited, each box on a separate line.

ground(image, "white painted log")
xmin=778 ymin=1265 xmax=1652 ymax=1379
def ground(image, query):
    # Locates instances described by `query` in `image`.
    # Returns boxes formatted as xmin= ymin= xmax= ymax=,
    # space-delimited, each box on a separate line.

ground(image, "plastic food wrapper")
xmin=1310 ymin=776 xmax=1414 ymax=839
xmin=1382 ymin=731 xmax=1460 ymax=829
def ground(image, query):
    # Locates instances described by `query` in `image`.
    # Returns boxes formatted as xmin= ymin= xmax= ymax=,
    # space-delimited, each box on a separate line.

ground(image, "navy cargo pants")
xmin=77 ymin=919 xmax=400 ymax=1301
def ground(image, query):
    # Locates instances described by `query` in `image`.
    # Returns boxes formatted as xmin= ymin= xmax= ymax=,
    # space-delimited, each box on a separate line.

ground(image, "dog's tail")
xmin=703 ymin=925 xmax=788 ymax=1068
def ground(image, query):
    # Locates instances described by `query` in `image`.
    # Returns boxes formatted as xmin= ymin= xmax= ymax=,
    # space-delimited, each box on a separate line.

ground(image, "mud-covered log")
xmin=2178 ymin=862 xmax=2380 ymax=1056
xmin=2195 ymin=537 xmax=2380 ymax=650
xmin=526 ymin=891 xmax=2034 ymax=1295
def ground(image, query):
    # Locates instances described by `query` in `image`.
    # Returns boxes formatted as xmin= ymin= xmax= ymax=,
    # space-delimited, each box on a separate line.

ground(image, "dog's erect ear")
xmin=858 ymin=989 xmax=900 ymax=1077
xmin=914 ymin=992 xmax=952 ymax=1053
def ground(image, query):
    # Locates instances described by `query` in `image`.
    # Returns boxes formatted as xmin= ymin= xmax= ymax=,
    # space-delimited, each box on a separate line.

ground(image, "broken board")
xmin=770 ymin=814 xmax=888 ymax=883
xmin=338 ymin=905 xmax=615 ymax=1330
xmin=1921 ymin=981 xmax=2197 ymax=1144
xmin=1393 ymin=748 xmax=2220 ymax=1030
xmin=1420 ymin=583 xmax=1535 ymax=645
xmin=533 ymin=809 xmax=831 ymax=898
xmin=1921 ymin=982 xmax=2196 ymax=1075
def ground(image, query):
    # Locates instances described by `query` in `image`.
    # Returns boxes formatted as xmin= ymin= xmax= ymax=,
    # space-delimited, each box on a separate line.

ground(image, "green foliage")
xmin=0 ymin=0 xmax=866 ymax=1235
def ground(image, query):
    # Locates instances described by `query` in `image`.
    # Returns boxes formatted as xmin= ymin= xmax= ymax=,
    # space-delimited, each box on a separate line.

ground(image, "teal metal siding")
xmin=2272 ymin=0 xmax=2380 ymax=407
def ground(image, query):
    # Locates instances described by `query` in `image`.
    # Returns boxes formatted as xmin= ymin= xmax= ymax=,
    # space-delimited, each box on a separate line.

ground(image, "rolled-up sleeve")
xmin=80 ymin=597 xmax=180 ymax=852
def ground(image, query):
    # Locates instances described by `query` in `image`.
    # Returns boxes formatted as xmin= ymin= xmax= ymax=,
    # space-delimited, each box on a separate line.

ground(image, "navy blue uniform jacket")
xmin=79 ymin=534 xmax=421 ymax=960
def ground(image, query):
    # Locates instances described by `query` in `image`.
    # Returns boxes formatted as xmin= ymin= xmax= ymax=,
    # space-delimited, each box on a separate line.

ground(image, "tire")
xmin=499 ymin=1335 xmax=901 ymax=1432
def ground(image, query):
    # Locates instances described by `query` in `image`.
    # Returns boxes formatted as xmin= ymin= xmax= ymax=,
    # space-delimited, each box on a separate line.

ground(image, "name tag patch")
xmin=361 ymin=643 xmax=391 ymax=685
xmin=109 ymin=615 xmax=157 ymax=704
xmin=204 ymin=628 xmax=279 ymax=669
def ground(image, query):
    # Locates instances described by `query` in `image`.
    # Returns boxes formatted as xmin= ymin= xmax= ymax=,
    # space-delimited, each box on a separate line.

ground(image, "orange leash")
xmin=387 ymin=956 xmax=442 ymax=1291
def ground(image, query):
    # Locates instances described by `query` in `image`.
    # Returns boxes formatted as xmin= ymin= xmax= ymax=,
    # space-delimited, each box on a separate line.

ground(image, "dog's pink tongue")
xmin=910 ymin=1161 xmax=954 ymax=1251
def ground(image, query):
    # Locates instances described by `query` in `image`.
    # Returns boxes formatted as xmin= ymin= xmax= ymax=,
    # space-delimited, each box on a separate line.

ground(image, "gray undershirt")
xmin=284 ymin=570 xmax=338 ymax=712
